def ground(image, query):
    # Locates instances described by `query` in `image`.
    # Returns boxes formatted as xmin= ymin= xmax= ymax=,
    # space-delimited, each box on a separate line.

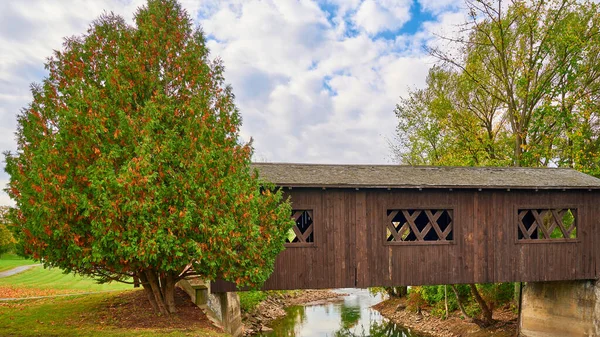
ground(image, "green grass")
xmin=0 ymin=252 xmax=36 ymax=272
xmin=0 ymin=265 xmax=132 ymax=293
xmin=0 ymin=291 xmax=227 ymax=336
xmin=0 ymin=265 xmax=227 ymax=336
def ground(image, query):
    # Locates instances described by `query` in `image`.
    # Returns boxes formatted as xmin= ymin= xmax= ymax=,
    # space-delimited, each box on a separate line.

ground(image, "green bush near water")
xmin=238 ymin=289 xmax=304 ymax=312
xmin=239 ymin=290 xmax=268 ymax=312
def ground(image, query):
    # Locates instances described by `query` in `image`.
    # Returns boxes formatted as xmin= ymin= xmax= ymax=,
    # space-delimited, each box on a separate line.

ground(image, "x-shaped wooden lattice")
xmin=387 ymin=209 xmax=453 ymax=241
xmin=288 ymin=210 xmax=314 ymax=243
xmin=518 ymin=209 xmax=576 ymax=240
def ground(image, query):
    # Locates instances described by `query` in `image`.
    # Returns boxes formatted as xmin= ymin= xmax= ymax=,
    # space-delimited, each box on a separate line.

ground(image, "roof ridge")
xmin=250 ymin=163 xmax=600 ymax=189
xmin=251 ymin=162 xmax=578 ymax=170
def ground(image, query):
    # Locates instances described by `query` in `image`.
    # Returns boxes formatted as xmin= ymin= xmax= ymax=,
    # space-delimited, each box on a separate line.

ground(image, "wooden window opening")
xmin=386 ymin=209 xmax=453 ymax=243
xmin=518 ymin=208 xmax=577 ymax=241
xmin=285 ymin=210 xmax=314 ymax=246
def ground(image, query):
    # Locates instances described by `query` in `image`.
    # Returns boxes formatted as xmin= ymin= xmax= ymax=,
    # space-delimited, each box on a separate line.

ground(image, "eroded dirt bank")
xmin=373 ymin=298 xmax=518 ymax=337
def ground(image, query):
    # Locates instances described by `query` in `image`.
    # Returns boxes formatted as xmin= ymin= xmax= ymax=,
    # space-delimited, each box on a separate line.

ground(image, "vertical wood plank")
xmin=355 ymin=191 xmax=367 ymax=287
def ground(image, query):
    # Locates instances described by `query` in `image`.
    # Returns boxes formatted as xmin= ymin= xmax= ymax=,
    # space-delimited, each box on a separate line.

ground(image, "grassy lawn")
xmin=0 ymin=263 xmax=227 ymax=336
xmin=0 ymin=291 xmax=228 ymax=336
xmin=0 ymin=265 xmax=133 ymax=298
xmin=0 ymin=252 xmax=36 ymax=272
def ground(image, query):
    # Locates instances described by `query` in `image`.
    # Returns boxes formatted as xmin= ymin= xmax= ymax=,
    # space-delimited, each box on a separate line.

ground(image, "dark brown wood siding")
xmin=211 ymin=188 xmax=600 ymax=292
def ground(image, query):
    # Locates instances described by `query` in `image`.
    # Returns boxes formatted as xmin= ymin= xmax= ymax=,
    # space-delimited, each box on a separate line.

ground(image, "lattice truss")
xmin=286 ymin=210 xmax=314 ymax=243
xmin=518 ymin=209 xmax=577 ymax=240
xmin=387 ymin=209 xmax=453 ymax=242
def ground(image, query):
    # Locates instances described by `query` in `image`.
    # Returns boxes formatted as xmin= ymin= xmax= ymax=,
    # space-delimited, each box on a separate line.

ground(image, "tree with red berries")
xmin=4 ymin=0 xmax=293 ymax=315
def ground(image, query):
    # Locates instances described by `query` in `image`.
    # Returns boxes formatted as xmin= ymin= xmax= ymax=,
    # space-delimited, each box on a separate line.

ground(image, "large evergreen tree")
xmin=4 ymin=0 xmax=293 ymax=315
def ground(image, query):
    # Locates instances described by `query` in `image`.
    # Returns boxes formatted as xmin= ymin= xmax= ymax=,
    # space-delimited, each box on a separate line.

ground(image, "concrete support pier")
xmin=520 ymin=280 xmax=600 ymax=337
xmin=178 ymin=277 xmax=243 ymax=337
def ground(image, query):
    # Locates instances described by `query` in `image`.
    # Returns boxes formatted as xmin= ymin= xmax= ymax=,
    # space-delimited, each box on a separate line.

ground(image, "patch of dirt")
xmin=373 ymin=298 xmax=518 ymax=337
xmin=82 ymin=288 xmax=222 ymax=333
xmin=243 ymin=289 xmax=345 ymax=335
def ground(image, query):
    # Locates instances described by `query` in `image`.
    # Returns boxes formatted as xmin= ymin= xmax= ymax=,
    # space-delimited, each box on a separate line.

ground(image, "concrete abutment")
xmin=520 ymin=280 xmax=600 ymax=337
xmin=178 ymin=277 xmax=242 ymax=337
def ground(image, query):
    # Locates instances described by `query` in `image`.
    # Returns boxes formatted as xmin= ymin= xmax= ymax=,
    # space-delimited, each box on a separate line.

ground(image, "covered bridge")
xmin=212 ymin=163 xmax=600 ymax=292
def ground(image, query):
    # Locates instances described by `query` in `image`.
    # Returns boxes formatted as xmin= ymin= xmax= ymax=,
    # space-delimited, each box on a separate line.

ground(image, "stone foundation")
xmin=520 ymin=280 xmax=599 ymax=337
xmin=178 ymin=277 xmax=243 ymax=337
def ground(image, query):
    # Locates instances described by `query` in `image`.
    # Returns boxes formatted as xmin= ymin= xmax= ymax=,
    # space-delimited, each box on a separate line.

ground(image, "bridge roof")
xmin=253 ymin=163 xmax=600 ymax=190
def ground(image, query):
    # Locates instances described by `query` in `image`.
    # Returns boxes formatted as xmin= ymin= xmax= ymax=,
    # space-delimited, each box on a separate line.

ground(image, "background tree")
xmin=393 ymin=66 xmax=513 ymax=166
xmin=425 ymin=0 xmax=600 ymax=169
xmin=0 ymin=206 xmax=16 ymax=257
xmin=4 ymin=0 xmax=293 ymax=315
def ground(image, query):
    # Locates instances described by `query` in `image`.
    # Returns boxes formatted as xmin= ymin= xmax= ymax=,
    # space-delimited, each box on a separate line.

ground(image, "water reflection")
xmin=334 ymin=321 xmax=421 ymax=337
xmin=258 ymin=289 xmax=425 ymax=337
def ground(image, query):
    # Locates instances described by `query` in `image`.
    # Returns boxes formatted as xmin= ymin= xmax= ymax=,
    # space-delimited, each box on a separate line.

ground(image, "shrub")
xmin=238 ymin=291 xmax=268 ymax=312
xmin=407 ymin=287 xmax=427 ymax=313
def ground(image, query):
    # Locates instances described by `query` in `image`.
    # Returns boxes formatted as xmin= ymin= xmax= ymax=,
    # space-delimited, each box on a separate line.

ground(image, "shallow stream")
xmin=257 ymin=288 xmax=426 ymax=337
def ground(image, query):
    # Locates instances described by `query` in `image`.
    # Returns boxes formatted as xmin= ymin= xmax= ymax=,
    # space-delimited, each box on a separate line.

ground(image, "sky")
xmin=0 ymin=0 xmax=467 ymax=206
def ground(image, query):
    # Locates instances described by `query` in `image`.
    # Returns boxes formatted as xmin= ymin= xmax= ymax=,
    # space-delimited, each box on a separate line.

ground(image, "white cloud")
xmin=0 ymin=0 xmax=467 ymax=205
xmin=417 ymin=0 xmax=462 ymax=15
xmin=353 ymin=0 xmax=412 ymax=35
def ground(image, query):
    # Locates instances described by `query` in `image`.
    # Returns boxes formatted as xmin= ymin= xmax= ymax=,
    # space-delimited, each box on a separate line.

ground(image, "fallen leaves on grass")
xmin=0 ymin=286 xmax=88 ymax=298
xmin=71 ymin=288 xmax=221 ymax=332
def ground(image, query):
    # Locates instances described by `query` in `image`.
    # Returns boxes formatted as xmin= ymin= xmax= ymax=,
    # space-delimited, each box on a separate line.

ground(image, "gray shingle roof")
xmin=252 ymin=163 xmax=600 ymax=190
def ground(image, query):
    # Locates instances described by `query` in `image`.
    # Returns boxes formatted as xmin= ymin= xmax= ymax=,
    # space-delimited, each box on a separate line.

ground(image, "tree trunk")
xmin=143 ymin=269 xmax=174 ymax=315
xmin=450 ymin=284 xmax=470 ymax=320
xmin=386 ymin=286 xmax=408 ymax=298
xmin=137 ymin=269 xmax=178 ymax=315
xmin=444 ymin=285 xmax=449 ymax=319
xmin=469 ymin=284 xmax=494 ymax=326
xmin=514 ymin=128 xmax=522 ymax=167
xmin=138 ymin=272 xmax=160 ymax=313
xmin=397 ymin=286 xmax=408 ymax=297
xmin=164 ymin=273 xmax=177 ymax=314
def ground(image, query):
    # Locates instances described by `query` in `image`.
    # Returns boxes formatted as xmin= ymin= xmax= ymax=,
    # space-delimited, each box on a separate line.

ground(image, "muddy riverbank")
xmin=373 ymin=297 xmax=518 ymax=337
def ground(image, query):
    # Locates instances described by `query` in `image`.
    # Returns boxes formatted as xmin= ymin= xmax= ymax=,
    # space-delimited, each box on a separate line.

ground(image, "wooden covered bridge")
xmin=212 ymin=163 xmax=600 ymax=292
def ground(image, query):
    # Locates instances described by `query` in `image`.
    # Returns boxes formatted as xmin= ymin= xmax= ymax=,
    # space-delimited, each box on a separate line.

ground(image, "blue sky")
xmin=0 ymin=0 xmax=466 ymax=206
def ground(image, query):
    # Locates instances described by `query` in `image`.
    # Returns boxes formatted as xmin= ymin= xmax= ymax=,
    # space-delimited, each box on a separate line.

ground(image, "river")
xmin=257 ymin=288 xmax=426 ymax=337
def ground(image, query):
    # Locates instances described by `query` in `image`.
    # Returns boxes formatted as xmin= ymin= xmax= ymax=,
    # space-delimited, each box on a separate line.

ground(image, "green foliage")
xmin=4 ymin=0 xmax=294 ymax=312
xmin=368 ymin=287 xmax=387 ymax=297
xmin=420 ymin=285 xmax=469 ymax=306
xmin=0 ymin=206 xmax=16 ymax=256
xmin=408 ymin=284 xmax=514 ymax=319
xmin=418 ymin=285 xmax=469 ymax=318
xmin=406 ymin=286 xmax=427 ymax=312
xmin=238 ymin=290 xmax=268 ymax=312
xmin=393 ymin=66 xmax=513 ymax=166
xmin=394 ymin=0 xmax=600 ymax=173
xmin=369 ymin=286 xmax=407 ymax=298
xmin=238 ymin=290 xmax=303 ymax=312
xmin=477 ymin=283 xmax=514 ymax=311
